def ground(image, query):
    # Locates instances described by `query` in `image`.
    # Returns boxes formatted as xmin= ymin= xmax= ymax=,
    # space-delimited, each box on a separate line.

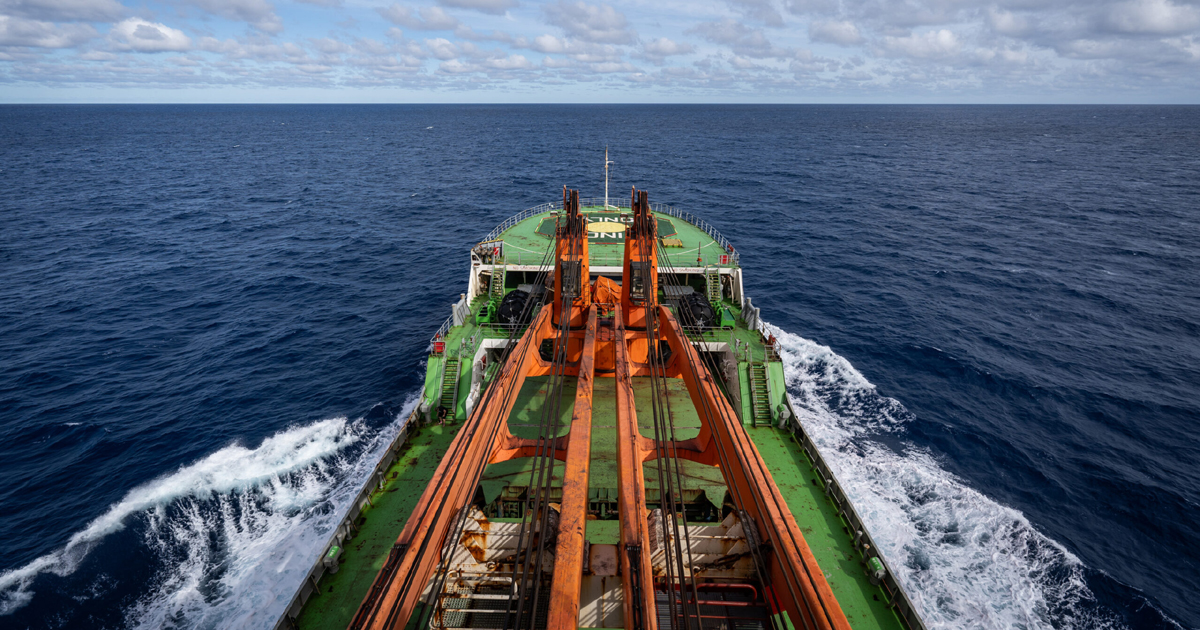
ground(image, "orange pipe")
xmin=614 ymin=306 xmax=659 ymax=630
xmin=655 ymin=305 xmax=852 ymax=630
xmin=546 ymin=305 xmax=599 ymax=629
xmin=350 ymin=305 xmax=551 ymax=630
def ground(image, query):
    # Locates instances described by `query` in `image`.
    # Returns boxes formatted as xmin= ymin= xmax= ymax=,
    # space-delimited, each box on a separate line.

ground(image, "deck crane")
xmin=348 ymin=188 xmax=851 ymax=630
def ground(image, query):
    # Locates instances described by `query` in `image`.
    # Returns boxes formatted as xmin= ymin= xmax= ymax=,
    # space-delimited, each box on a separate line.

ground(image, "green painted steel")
xmin=496 ymin=207 xmax=735 ymax=268
xmin=746 ymin=425 xmax=905 ymax=630
xmin=290 ymin=209 xmax=910 ymax=630
xmin=585 ymin=519 xmax=622 ymax=545
xmin=293 ymin=423 xmax=459 ymax=629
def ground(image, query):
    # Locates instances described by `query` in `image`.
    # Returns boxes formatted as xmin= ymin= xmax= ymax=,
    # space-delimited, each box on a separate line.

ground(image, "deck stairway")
xmin=704 ymin=266 xmax=721 ymax=305
xmin=489 ymin=264 xmax=507 ymax=303
xmin=439 ymin=355 xmax=461 ymax=420
xmin=747 ymin=361 xmax=772 ymax=427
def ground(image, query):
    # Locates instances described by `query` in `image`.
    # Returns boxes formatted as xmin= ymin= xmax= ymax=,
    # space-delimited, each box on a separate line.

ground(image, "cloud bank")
xmin=1 ymin=0 xmax=1198 ymax=101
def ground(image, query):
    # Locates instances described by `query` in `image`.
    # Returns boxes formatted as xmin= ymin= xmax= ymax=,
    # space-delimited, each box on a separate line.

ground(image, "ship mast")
xmin=604 ymin=146 xmax=614 ymax=209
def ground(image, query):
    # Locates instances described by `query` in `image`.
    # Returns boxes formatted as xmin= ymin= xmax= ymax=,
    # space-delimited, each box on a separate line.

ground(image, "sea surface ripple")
xmin=0 ymin=105 xmax=1197 ymax=629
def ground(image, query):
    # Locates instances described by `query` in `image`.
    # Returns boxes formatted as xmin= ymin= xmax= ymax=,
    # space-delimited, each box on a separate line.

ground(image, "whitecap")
xmin=0 ymin=395 xmax=415 ymax=628
xmin=765 ymin=323 xmax=1130 ymax=630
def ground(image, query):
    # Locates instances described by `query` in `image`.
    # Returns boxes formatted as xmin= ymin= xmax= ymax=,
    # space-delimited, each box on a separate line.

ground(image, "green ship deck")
xmin=281 ymin=200 xmax=924 ymax=630
xmin=489 ymin=205 xmax=738 ymax=270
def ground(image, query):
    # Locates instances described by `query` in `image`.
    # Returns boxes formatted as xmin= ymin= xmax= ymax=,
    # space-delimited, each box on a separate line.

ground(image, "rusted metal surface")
xmin=613 ymin=305 xmax=659 ymax=630
xmin=621 ymin=189 xmax=658 ymax=330
xmin=348 ymin=188 xmax=878 ymax=630
xmin=349 ymin=305 xmax=555 ymax=630
xmin=546 ymin=305 xmax=599 ymax=629
xmin=654 ymin=304 xmax=852 ymax=630
xmin=554 ymin=188 xmax=591 ymax=329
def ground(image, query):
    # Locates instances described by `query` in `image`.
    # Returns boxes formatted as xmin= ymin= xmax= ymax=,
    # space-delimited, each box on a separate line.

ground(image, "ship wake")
xmin=765 ymin=323 xmax=1131 ymax=630
xmin=0 ymin=397 xmax=414 ymax=629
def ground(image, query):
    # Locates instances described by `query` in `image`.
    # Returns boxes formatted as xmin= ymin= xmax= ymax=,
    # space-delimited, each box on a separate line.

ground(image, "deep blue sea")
xmin=0 ymin=105 xmax=1197 ymax=630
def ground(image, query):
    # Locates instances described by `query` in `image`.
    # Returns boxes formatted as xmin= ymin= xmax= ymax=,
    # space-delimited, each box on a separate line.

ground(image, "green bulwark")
xmin=287 ymin=205 xmax=920 ymax=630
xmin=295 ymin=424 xmax=458 ymax=628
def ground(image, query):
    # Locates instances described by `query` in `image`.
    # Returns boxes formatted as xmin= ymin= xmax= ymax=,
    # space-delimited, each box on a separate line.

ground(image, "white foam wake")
xmin=0 ymin=399 xmax=413 ymax=629
xmin=765 ymin=323 xmax=1126 ymax=630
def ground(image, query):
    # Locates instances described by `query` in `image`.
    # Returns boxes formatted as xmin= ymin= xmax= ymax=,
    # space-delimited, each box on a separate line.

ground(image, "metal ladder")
xmin=747 ymin=361 xmax=772 ymax=427
xmin=704 ymin=266 xmax=721 ymax=304
xmin=490 ymin=264 xmax=507 ymax=302
xmin=439 ymin=355 xmax=461 ymax=420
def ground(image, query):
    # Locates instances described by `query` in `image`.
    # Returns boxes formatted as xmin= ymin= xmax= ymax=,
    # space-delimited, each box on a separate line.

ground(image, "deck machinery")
xmin=280 ymin=190 xmax=926 ymax=630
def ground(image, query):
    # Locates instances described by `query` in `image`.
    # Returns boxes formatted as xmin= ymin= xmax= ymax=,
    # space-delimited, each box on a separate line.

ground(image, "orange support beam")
xmin=654 ymin=305 xmax=852 ymax=630
xmin=614 ymin=306 xmax=659 ymax=630
xmin=621 ymin=189 xmax=658 ymax=330
xmin=546 ymin=305 xmax=599 ymax=628
xmin=554 ymin=188 xmax=591 ymax=329
xmin=349 ymin=305 xmax=553 ymax=630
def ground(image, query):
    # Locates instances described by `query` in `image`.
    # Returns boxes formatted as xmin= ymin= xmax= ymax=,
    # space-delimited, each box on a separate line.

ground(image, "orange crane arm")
xmin=614 ymin=306 xmax=660 ymax=630
xmin=655 ymin=305 xmax=853 ymax=630
xmin=349 ymin=305 xmax=552 ymax=630
xmin=545 ymin=305 xmax=599 ymax=628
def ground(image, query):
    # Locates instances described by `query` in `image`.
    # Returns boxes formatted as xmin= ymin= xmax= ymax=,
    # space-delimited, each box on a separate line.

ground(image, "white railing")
xmin=650 ymin=202 xmax=740 ymax=266
xmin=477 ymin=198 xmax=740 ymax=267
xmin=429 ymin=314 xmax=454 ymax=353
xmin=479 ymin=201 xmax=558 ymax=244
xmin=495 ymin=250 xmax=726 ymax=268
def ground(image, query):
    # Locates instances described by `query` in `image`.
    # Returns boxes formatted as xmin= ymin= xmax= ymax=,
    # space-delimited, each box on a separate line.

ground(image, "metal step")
xmin=490 ymin=265 xmax=507 ymax=302
xmin=747 ymin=362 xmax=772 ymax=427
xmin=704 ymin=266 xmax=721 ymax=304
xmin=439 ymin=357 xmax=460 ymax=418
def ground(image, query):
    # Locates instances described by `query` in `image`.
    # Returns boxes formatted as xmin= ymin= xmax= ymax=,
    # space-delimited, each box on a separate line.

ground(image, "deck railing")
xmin=496 ymin=250 xmax=724 ymax=268
xmin=478 ymin=198 xmax=740 ymax=267
xmin=428 ymin=314 xmax=454 ymax=354
xmin=648 ymin=202 xmax=739 ymax=266
xmin=479 ymin=201 xmax=559 ymax=244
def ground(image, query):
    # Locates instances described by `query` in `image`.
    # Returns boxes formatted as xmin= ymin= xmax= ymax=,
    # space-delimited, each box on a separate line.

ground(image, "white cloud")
xmin=783 ymin=0 xmax=838 ymax=16
xmin=730 ymin=55 xmax=760 ymax=69
xmin=310 ymin=37 xmax=349 ymax=54
xmin=1105 ymin=0 xmax=1200 ymax=35
xmin=376 ymin=5 xmax=459 ymax=30
xmin=725 ymin=0 xmax=784 ymax=26
xmin=588 ymin=60 xmax=636 ymax=72
xmin=485 ymin=53 xmax=530 ymax=69
xmin=544 ymin=1 xmax=635 ymax=45
xmin=107 ymin=18 xmax=191 ymax=52
xmin=987 ymin=9 xmax=1030 ymax=37
xmin=186 ymin=0 xmax=282 ymax=34
xmin=0 ymin=14 xmax=94 ymax=47
xmin=528 ymin=33 xmax=569 ymax=53
xmin=881 ymin=29 xmax=961 ymax=58
xmin=517 ymin=33 xmax=622 ymax=61
xmin=424 ymin=36 xmax=458 ymax=59
xmin=0 ymin=0 xmax=124 ymax=22
xmin=436 ymin=52 xmax=531 ymax=74
xmin=688 ymin=18 xmax=796 ymax=59
xmin=809 ymin=20 xmax=863 ymax=46
xmin=437 ymin=0 xmax=516 ymax=16
xmin=4 ymin=0 xmax=1200 ymax=99
xmin=636 ymin=36 xmax=694 ymax=65
xmin=453 ymin=24 xmax=514 ymax=42
xmin=642 ymin=37 xmax=694 ymax=57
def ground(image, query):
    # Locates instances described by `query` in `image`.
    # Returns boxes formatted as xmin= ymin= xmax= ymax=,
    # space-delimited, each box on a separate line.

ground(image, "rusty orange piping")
xmin=654 ymin=304 xmax=852 ymax=630
xmin=350 ymin=305 xmax=552 ymax=630
xmin=614 ymin=306 xmax=658 ymax=630
xmin=545 ymin=305 xmax=599 ymax=629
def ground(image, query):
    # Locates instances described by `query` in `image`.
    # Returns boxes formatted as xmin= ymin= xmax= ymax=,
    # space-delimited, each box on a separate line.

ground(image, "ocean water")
xmin=0 ymin=104 xmax=1197 ymax=629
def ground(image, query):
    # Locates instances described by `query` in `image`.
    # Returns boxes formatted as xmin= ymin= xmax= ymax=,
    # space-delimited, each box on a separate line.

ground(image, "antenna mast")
xmin=604 ymin=147 xmax=614 ymax=209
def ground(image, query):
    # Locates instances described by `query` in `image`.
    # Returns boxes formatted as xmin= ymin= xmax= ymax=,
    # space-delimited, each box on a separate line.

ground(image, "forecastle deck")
xmin=279 ymin=197 xmax=925 ymax=630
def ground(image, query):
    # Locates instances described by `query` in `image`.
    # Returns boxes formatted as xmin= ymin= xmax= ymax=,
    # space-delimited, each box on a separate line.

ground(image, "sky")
xmin=2 ymin=0 xmax=1199 ymax=102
